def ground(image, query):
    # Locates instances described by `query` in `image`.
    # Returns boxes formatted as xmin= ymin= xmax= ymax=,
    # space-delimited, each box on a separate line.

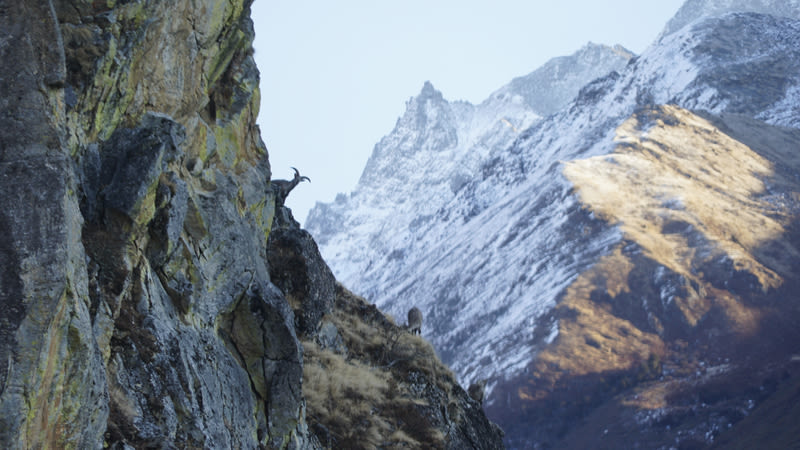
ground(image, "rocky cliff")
xmin=0 ymin=1 xmax=502 ymax=448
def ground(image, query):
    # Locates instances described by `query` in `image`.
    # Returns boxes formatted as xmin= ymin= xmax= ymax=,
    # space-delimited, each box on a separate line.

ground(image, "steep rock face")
xmin=0 ymin=1 xmax=503 ymax=448
xmin=306 ymin=6 xmax=800 ymax=449
xmin=0 ymin=2 xmax=108 ymax=447
xmin=1 ymin=0 xmax=299 ymax=447
xmin=268 ymin=209 xmax=337 ymax=338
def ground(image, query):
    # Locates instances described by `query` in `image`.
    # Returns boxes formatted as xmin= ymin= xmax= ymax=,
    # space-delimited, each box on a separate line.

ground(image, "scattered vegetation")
xmin=302 ymin=284 xmax=459 ymax=449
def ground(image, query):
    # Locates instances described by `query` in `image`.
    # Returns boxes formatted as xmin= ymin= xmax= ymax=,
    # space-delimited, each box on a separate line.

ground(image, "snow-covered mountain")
xmin=659 ymin=0 xmax=800 ymax=38
xmin=307 ymin=43 xmax=633 ymax=284
xmin=491 ymin=43 xmax=634 ymax=117
xmin=307 ymin=3 xmax=800 ymax=448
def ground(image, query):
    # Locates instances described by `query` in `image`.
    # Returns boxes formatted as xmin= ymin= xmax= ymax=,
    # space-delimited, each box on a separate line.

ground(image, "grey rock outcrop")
xmin=0 ymin=2 xmax=105 ymax=447
xmin=268 ymin=207 xmax=336 ymax=337
xmin=0 ymin=0 xmax=309 ymax=447
xmin=0 ymin=1 xmax=502 ymax=448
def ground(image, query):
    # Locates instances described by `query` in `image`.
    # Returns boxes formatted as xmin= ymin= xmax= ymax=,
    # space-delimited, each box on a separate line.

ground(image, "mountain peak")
xmin=581 ymin=41 xmax=633 ymax=54
xmin=412 ymin=80 xmax=446 ymax=105
xmin=491 ymin=42 xmax=634 ymax=115
xmin=658 ymin=0 xmax=800 ymax=39
xmin=420 ymin=80 xmax=437 ymax=95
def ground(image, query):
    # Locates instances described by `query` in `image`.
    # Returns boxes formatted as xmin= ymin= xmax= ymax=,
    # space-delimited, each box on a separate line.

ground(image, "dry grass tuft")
xmin=329 ymin=285 xmax=457 ymax=389
xmin=105 ymin=382 xmax=141 ymax=445
xmin=303 ymin=340 xmax=394 ymax=448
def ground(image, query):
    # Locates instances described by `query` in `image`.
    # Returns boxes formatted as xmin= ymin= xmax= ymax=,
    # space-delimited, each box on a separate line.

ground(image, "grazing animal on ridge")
xmin=468 ymin=379 xmax=487 ymax=406
xmin=407 ymin=307 xmax=422 ymax=335
xmin=271 ymin=167 xmax=310 ymax=206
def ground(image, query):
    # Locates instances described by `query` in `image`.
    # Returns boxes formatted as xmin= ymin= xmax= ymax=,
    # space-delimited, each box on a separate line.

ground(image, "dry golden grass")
xmin=516 ymin=105 xmax=797 ymax=416
xmin=532 ymin=248 xmax=666 ymax=384
xmin=564 ymin=105 xmax=791 ymax=291
xmin=328 ymin=286 xmax=457 ymax=391
xmin=558 ymin=105 xmax=794 ymax=339
xmin=303 ymin=340 xmax=394 ymax=448
xmin=703 ymin=287 xmax=763 ymax=336
xmin=387 ymin=430 xmax=422 ymax=448
xmin=301 ymin=284 xmax=455 ymax=449
xmin=620 ymin=381 xmax=673 ymax=410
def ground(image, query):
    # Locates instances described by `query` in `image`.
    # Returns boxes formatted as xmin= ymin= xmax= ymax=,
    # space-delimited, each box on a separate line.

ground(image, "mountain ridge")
xmin=307 ymin=6 xmax=800 ymax=448
xmin=307 ymin=41 xmax=634 ymax=289
xmin=659 ymin=0 xmax=800 ymax=39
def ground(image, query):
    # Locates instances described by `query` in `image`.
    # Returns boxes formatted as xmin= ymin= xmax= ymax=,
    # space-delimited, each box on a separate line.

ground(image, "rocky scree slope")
xmin=307 ymin=7 xmax=800 ymax=449
xmin=0 ymin=1 xmax=502 ymax=448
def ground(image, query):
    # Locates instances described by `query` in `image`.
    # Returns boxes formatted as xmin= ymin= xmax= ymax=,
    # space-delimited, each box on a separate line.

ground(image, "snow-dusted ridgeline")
xmin=308 ymin=7 xmax=800 ymax=392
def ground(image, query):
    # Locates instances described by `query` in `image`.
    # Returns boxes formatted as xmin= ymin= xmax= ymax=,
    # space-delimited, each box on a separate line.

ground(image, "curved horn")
xmin=290 ymin=167 xmax=300 ymax=179
xmin=300 ymin=176 xmax=311 ymax=183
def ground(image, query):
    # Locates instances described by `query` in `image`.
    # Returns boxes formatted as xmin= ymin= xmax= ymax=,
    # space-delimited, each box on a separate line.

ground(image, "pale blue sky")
xmin=251 ymin=1 xmax=686 ymax=223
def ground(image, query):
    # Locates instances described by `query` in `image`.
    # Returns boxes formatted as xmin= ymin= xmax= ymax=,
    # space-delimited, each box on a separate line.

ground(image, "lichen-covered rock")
xmin=0 ymin=2 xmax=106 ymax=448
xmin=0 ymin=0 xmax=307 ymax=447
xmin=0 ymin=0 xmax=503 ymax=448
xmin=218 ymin=281 xmax=306 ymax=448
xmin=268 ymin=208 xmax=336 ymax=337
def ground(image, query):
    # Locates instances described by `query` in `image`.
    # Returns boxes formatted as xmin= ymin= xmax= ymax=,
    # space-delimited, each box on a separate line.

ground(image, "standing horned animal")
xmin=272 ymin=167 xmax=310 ymax=206
xmin=407 ymin=307 xmax=422 ymax=335
xmin=468 ymin=379 xmax=487 ymax=406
